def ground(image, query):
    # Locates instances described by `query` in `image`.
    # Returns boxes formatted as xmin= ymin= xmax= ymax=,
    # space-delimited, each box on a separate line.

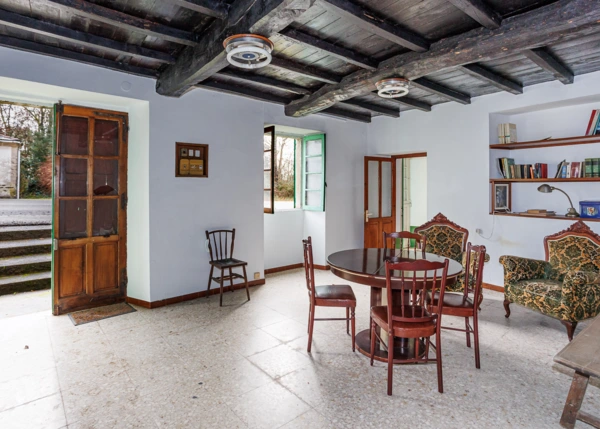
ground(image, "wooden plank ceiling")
xmin=0 ymin=0 xmax=599 ymax=122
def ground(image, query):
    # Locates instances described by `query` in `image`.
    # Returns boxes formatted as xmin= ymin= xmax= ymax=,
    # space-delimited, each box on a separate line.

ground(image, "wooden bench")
xmin=554 ymin=316 xmax=600 ymax=428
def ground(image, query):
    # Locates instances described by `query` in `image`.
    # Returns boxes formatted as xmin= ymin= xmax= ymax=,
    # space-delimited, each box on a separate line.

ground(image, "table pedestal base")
xmin=355 ymin=329 xmax=426 ymax=363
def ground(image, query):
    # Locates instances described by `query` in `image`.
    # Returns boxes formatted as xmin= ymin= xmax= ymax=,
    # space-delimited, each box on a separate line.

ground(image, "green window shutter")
xmin=302 ymin=134 xmax=325 ymax=211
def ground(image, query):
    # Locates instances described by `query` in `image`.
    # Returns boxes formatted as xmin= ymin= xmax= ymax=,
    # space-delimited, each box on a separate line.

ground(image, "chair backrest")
xmin=383 ymin=231 xmax=426 ymax=257
xmin=384 ymin=258 xmax=449 ymax=325
xmin=462 ymin=243 xmax=486 ymax=304
xmin=414 ymin=213 xmax=468 ymax=262
xmin=302 ymin=236 xmax=316 ymax=301
xmin=205 ymin=229 xmax=236 ymax=262
xmin=544 ymin=221 xmax=600 ymax=276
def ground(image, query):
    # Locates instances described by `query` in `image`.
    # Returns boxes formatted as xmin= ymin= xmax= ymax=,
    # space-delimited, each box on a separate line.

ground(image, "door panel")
xmin=364 ymin=157 xmax=395 ymax=248
xmin=53 ymin=104 xmax=128 ymax=315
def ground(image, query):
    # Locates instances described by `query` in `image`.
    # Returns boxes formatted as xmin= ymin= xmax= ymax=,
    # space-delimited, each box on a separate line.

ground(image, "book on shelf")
xmin=594 ymin=158 xmax=600 ymax=177
xmin=497 ymin=123 xmax=517 ymax=144
xmin=571 ymin=162 xmax=581 ymax=179
xmin=520 ymin=211 xmax=557 ymax=216
xmin=583 ymin=158 xmax=600 ymax=177
xmin=555 ymin=160 xmax=567 ymax=178
xmin=494 ymin=157 xmax=600 ymax=179
xmin=585 ymin=109 xmax=600 ymax=135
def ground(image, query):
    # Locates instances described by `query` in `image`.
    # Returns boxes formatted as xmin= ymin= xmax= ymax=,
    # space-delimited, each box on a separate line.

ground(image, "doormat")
xmin=68 ymin=302 xmax=136 ymax=326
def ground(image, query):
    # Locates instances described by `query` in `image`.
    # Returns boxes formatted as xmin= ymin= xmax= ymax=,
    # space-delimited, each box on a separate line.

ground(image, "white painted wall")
xmin=0 ymin=47 xmax=367 ymax=302
xmin=409 ymin=157 xmax=427 ymax=228
xmin=368 ymin=72 xmax=600 ymax=286
xmin=264 ymin=210 xmax=304 ymax=269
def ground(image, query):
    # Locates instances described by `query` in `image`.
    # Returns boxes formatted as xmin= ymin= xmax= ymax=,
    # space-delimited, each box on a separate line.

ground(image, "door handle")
xmin=365 ymin=210 xmax=372 ymax=223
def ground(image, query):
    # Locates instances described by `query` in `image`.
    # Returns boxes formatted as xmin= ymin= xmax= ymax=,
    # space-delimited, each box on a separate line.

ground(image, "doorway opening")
xmin=396 ymin=154 xmax=428 ymax=237
xmin=0 ymin=101 xmax=53 ymax=316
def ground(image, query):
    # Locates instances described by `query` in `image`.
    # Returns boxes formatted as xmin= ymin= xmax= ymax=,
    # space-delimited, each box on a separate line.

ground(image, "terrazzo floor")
xmin=0 ymin=269 xmax=598 ymax=428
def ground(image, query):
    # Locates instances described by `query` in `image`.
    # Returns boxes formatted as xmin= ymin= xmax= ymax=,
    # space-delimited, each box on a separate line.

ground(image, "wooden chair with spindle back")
xmin=383 ymin=231 xmax=426 ymax=257
xmin=428 ymin=243 xmax=486 ymax=368
xmin=205 ymin=228 xmax=250 ymax=307
xmin=303 ymin=236 xmax=357 ymax=353
xmin=370 ymin=257 xmax=449 ymax=395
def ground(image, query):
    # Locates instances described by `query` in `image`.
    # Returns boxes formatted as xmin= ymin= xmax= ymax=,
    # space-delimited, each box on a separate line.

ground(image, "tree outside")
xmin=0 ymin=102 xmax=53 ymax=198
xmin=274 ymin=136 xmax=295 ymax=204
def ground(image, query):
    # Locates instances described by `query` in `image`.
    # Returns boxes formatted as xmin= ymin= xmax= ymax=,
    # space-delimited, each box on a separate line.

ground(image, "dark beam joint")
xmin=379 ymin=94 xmax=432 ymax=112
xmin=320 ymin=0 xmax=429 ymax=52
xmin=321 ymin=107 xmax=371 ymax=123
xmin=278 ymin=28 xmax=377 ymax=70
xmin=0 ymin=8 xmax=175 ymax=64
xmin=46 ymin=0 xmax=198 ymax=46
xmin=340 ymin=99 xmax=400 ymax=117
xmin=523 ymin=48 xmax=574 ymax=84
xmin=214 ymin=70 xmax=312 ymax=95
xmin=411 ymin=78 xmax=471 ymax=104
xmin=461 ymin=64 xmax=522 ymax=94
xmin=167 ymin=0 xmax=229 ymax=20
xmin=269 ymin=57 xmax=341 ymax=84
xmin=447 ymin=0 xmax=502 ymax=29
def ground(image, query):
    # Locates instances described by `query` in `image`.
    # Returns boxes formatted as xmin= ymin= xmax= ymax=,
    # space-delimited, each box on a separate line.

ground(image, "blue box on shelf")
xmin=580 ymin=201 xmax=600 ymax=218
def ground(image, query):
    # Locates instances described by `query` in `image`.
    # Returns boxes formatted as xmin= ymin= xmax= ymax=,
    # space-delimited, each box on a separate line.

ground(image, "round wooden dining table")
xmin=327 ymin=248 xmax=463 ymax=362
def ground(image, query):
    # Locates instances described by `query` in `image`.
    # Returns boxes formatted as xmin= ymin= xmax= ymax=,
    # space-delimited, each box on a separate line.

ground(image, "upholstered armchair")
xmin=500 ymin=221 xmax=600 ymax=341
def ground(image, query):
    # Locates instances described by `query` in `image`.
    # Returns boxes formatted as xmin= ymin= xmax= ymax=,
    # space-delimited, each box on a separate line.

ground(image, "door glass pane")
xmin=94 ymin=119 xmax=119 ymax=156
xmin=305 ymin=190 xmax=322 ymax=207
xmin=305 ymin=156 xmax=322 ymax=174
xmin=60 ymin=158 xmax=87 ymax=196
xmin=264 ymin=190 xmax=272 ymax=209
xmin=93 ymin=159 xmax=118 ymax=196
xmin=306 ymin=139 xmax=322 ymax=156
xmin=367 ymin=160 xmax=379 ymax=218
xmin=264 ymin=151 xmax=271 ymax=170
xmin=93 ymin=199 xmax=118 ymax=236
xmin=59 ymin=200 xmax=87 ymax=239
xmin=264 ymin=171 xmax=271 ymax=190
xmin=381 ymin=161 xmax=392 ymax=217
xmin=61 ymin=116 xmax=88 ymax=155
xmin=306 ymin=173 xmax=321 ymax=190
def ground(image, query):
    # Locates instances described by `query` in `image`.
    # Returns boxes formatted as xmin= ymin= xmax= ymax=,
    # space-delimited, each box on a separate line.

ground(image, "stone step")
xmin=0 ymin=225 xmax=51 ymax=241
xmin=0 ymin=271 xmax=51 ymax=296
xmin=0 ymin=254 xmax=51 ymax=276
xmin=0 ymin=238 xmax=52 ymax=258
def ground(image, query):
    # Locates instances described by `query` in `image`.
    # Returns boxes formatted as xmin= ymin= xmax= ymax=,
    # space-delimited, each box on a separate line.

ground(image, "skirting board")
xmin=264 ymin=263 xmax=330 ymax=275
xmin=127 ymin=279 xmax=265 ymax=309
xmin=483 ymin=282 xmax=503 ymax=293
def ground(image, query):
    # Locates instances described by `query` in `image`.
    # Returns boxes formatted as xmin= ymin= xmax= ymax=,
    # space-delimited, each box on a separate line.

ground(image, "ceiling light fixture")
xmin=376 ymin=78 xmax=410 ymax=98
xmin=223 ymin=34 xmax=274 ymax=70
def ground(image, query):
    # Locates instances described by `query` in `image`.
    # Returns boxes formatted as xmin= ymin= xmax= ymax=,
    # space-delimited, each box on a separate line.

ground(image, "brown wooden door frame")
xmin=53 ymin=104 xmax=128 ymax=315
xmin=390 ymin=152 xmax=427 ymax=233
xmin=364 ymin=156 xmax=396 ymax=248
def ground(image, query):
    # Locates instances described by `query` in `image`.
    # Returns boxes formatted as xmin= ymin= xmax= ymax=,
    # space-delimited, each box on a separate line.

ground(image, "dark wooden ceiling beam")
xmin=523 ymin=48 xmax=574 ymax=84
xmin=319 ymin=0 xmax=429 ymax=52
xmin=278 ymin=28 xmax=377 ymax=70
xmin=285 ymin=0 xmax=600 ymax=117
xmin=156 ymin=0 xmax=316 ymax=97
xmin=320 ymin=107 xmax=371 ymax=123
xmin=214 ymin=70 xmax=312 ymax=95
xmin=0 ymin=8 xmax=175 ymax=64
xmin=447 ymin=0 xmax=502 ymax=29
xmin=411 ymin=78 xmax=471 ymax=104
xmin=380 ymin=95 xmax=432 ymax=112
xmin=269 ymin=57 xmax=341 ymax=84
xmin=167 ymin=0 xmax=229 ymax=20
xmin=461 ymin=64 xmax=522 ymax=94
xmin=0 ymin=34 xmax=158 ymax=78
xmin=339 ymin=99 xmax=399 ymax=117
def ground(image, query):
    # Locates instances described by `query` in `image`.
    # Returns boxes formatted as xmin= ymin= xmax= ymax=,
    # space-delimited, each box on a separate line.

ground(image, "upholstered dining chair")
xmin=205 ymin=228 xmax=250 ymax=307
xmin=370 ymin=257 xmax=449 ymax=395
xmin=428 ymin=243 xmax=486 ymax=369
xmin=383 ymin=231 xmax=426 ymax=257
xmin=303 ymin=236 xmax=357 ymax=353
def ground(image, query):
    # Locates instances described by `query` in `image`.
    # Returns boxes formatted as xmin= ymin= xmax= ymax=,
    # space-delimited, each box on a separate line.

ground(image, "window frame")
xmin=301 ymin=133 xmax=326 ymax=212
xmin=263 ymin=126 xmax=275 ymax=214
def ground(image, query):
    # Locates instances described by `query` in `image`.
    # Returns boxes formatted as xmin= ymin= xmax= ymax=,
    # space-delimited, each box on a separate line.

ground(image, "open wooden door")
xmin=364 ymin=157 xmax=395 ymax=248
xmin=52 ymin=104 xmax=128 ymax=315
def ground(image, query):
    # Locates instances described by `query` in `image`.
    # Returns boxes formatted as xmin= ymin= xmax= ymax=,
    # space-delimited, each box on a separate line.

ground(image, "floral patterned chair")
xmin=500 ymin=221 xmax=600 ymax=341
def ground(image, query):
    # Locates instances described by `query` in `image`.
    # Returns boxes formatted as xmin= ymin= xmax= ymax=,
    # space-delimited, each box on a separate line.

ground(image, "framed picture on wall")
xmin=492 ymin=182 xmax=511 ymax=212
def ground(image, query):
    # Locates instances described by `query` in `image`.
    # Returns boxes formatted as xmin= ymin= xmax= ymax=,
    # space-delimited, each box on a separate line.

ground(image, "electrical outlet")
xmin=254 ymin=272 xmax=260 ymax=280
xmin=476 ymin=228 xmax=483 ymax=235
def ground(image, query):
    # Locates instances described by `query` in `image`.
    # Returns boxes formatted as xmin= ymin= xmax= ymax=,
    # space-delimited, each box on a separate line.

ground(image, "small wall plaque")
xmin=176 ymin=142 xmax=208 ymax=178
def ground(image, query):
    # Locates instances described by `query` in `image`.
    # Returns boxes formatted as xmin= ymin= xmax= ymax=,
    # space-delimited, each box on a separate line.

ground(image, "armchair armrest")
xmin=561 ymin=271 xmax=600 ymax=320
xmin=499 ymin=255 xmax=551 ymax=284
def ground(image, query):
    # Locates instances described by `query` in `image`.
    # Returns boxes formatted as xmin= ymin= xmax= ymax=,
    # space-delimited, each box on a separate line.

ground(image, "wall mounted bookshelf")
xmin=490 ymin=178 xmax=600 ymax=183
xmin=490 ymin=135 xmax=600 ymax=150
xmin=491 ymin=212 xmax=600 ymax=223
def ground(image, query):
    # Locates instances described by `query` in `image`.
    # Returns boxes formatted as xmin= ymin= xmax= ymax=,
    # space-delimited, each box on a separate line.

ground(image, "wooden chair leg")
xmin=473 ymin=313 xmax=480 ymax=369
xmin=370 ymin=320 xmax=376 ymax=366
xmin=387 ymin=333 xmax=394 ymax=396
xmin=242 ymin=265 xmax=250 ymax=301
xmin=503 ymin=299 xmax=511 ymax=318
xmin=465 ymin=317 xmax=471 ymax=348
xmin=561 ymin=320 xmax=577 ymax=342
xmin=229 ymin=267 xmax=234 ymax=293
xmin=346 ymin=307 xmax=349 ymax=334
xmin=307 ymin=303 xmax=315 ymax=353
xmin=560 ymin=371 xmax=589 ymax=429
xmin=351 ymin=307 xmax=356 ymax=352
xmin=206 ymin=265 xmax=214 ymax=298
xmin=436 ymin=329 xmax=444 ymax=394
xmin=219 ymin=269 xmax=225 ymax=307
